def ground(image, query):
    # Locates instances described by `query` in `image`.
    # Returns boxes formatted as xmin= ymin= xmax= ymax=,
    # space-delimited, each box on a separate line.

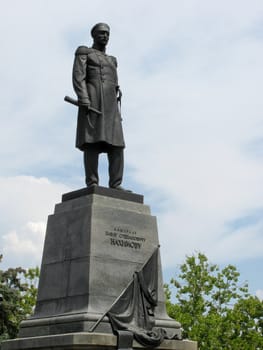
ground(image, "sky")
xmin=0 ymin=0 xmax=263 ymax=300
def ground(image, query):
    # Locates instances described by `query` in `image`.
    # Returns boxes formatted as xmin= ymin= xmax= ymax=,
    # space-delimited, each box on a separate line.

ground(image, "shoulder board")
xmin=108 ymin=55 xmax=118 ymax=67
xmin=75 ymin=46 xmax=92 ymax=55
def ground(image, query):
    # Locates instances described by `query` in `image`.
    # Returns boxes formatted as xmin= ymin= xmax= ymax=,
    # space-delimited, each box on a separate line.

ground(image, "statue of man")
xmin=72 ymin=23 xmax=128 ymax=190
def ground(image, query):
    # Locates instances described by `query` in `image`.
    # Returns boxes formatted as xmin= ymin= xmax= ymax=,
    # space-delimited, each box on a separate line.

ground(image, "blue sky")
xmin=0 ymin=0 xmax=263 ymax=300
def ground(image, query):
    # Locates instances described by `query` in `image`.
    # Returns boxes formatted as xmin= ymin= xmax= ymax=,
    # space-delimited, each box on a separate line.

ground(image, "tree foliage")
xmin=0 ymin=254 xmax=39 ymax=340
xmin=165 ymin=252 xmax=263 ymax=350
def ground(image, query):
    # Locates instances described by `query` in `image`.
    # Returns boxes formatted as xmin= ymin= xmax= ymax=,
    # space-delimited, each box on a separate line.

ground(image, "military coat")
xmin=72 ymin=46 xmax=125 ymax=151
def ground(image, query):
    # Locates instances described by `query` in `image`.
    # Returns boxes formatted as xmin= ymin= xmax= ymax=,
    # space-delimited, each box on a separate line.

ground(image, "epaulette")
xmin=108 ymin=55 xmax=118 ymax=67
xmin=75 ymin=46 xmax=92 ymax=55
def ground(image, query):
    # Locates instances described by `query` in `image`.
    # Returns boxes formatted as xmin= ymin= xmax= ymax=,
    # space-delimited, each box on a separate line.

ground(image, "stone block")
xmin=1 ymin=332 xmax=198 ymax=350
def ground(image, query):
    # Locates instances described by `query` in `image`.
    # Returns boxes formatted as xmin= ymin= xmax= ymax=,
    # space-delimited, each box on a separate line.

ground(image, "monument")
xmin=1 ymin=23 xmax=197 ymax=350
xmin=67 ymin=22 xmax=127 ymax=191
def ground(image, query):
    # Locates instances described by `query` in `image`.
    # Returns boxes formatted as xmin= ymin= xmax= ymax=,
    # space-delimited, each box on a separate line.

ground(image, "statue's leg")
xmin=107 ymin=146 xmax=124 ymax=188
xmin=84 ymin=145 xmax=99 ymax=187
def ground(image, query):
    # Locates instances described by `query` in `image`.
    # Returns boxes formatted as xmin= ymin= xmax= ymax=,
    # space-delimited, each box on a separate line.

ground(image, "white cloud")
xmin=256 ymin=290 xmax=263 ymax=301
xmin=0 ymin=176 xmax=71 ymax=268
xmin=3 ymin=222 xmax=46 ymax=267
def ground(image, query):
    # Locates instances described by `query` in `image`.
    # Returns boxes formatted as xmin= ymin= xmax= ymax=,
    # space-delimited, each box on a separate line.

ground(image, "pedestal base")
xmin=1 ymin=332 xmax=197 ymax=350
xmin=18 ymin=187 xmax=181 ymax=339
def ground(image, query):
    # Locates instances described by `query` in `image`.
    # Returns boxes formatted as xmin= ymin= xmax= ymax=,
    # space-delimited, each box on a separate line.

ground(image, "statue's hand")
xmin=78 ymin=98 xmax=91 ymax=108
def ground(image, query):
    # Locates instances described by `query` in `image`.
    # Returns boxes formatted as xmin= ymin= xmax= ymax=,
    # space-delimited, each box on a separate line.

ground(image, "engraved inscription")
xmin=110 ymin=238 xmax=141 ymax=249
xmin=105 ymin=226 xmax=146 ymax=250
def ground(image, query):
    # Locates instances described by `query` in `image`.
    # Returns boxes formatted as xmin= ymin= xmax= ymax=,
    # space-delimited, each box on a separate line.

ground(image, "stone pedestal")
xmin=2 ymin=332 xmax=198 ymax=350
xmin=1 ymin=186 xmax=197 ymax=350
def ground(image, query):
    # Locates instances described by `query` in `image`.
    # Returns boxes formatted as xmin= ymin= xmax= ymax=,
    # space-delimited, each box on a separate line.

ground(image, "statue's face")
xmin=93 ymin=29 xmax=109 ymax=47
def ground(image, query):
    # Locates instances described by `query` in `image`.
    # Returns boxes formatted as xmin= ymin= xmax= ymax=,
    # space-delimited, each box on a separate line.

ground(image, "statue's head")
xmin=91 ymin=23 xmax=110 ymax=37
xmin=91 ymin=23 xmax=110 ymax=47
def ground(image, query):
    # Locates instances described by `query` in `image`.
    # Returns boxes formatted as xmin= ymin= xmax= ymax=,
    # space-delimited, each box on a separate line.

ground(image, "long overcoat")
xmin=72 ymin=46 xmax=125 ymax=151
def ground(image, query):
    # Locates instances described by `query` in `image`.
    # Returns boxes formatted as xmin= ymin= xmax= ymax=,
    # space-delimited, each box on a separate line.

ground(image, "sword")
xmin=64 ymin=96 xmax=102 ymax=115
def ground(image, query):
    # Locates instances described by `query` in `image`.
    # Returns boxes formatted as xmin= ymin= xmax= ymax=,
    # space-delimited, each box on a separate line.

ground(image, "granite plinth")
xmin=62 ymin=186 xmax=143 ymax=204
xmin=18 ymin=188 xmax=181 ymax=339
xmin=1 ymin=332 xmax=198 ymax=350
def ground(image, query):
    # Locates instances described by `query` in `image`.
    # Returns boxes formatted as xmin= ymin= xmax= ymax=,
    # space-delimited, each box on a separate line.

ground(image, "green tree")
xmin=0 ymin=254 xmax=39 ymax=340
xmin=165 ymin=252 xmax=263 ymax=350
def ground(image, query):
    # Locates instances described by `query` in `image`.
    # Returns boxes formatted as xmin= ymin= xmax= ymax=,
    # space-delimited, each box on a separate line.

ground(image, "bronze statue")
xmin=71 ymin=23 xmax=128 ymax=190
